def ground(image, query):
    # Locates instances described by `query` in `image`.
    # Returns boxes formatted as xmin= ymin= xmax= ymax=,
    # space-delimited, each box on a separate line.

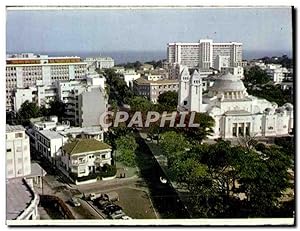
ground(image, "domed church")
xmin=178 ymin=67 xmax=293 ymax=139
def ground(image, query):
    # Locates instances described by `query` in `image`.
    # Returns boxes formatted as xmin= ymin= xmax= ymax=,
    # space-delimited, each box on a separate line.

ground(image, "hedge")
xmin=69 ymin=164 xmax=117 ymax=182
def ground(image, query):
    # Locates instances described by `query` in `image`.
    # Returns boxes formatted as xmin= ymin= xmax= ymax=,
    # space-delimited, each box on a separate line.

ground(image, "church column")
xmin=243 ymin=123 xmax=247 ymax=137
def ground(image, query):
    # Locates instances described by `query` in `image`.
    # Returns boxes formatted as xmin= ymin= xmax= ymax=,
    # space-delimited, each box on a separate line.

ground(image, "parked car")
xmin=109 ymin=210 xmax=126 ymax=219
xmin=97 ymin=200 xmax=112 ymax=209
xmin=69 ymin=197 xmax=81 ymax=207
xmin=103 ymin=204 xmax=122 ymax=215
xmin=102 ymin=191 xmax=119 ymax=202
xmin=89 ymin=193 xmax=102 ymax=201
xmin=121 ymin=216 xmax=132 ymax=220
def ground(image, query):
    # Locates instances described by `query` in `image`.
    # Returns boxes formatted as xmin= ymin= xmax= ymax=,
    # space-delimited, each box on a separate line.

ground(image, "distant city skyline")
xmin=7 ymin=7 xmax=293 ymax=56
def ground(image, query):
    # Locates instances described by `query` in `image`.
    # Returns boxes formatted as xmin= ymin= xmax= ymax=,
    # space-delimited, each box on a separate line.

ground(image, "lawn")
xmin=112 ymin=187 xmax=158 ymax=219
xmin=116 ymin=161 xmax=138 ymax=178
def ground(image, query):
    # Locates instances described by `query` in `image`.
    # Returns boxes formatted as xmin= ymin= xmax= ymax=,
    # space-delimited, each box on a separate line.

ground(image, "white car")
xmin=121 ymin=216 xmax=132 ymax=220
xmin=70 ymin=197 xmax=81 ymax=207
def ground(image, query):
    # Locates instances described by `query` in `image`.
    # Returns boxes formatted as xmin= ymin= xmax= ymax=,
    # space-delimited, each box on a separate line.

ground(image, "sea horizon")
xmin=6 ymin=50 xmax=292 ymax=65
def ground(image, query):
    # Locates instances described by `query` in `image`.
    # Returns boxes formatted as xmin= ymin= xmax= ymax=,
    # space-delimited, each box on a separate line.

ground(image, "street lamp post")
xmin=41 ymin=167 xmax=44 ymax=195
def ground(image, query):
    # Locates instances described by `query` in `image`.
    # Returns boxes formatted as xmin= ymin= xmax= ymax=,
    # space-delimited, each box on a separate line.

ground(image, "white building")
xmin=13 ymin=84 xmax=58 ymax=111
xmin=61 ymin=139 xmax=112 ymax=178
xmin=167 ymin=39 xmax=243 ymax=70
xmin=84 ymin=56 xmax=114 ymax=71
xmin=144 ymin=73 xmax=164 ymax=81
xmin=221 ymin=66 xmax=244 ymax=79
xmin=6 ymin=125 xmax=41 ymax=220
xmin=27 ymin=116 xmax=105 ymax=165
xmin=265 ymin=64 xmax=289 ymax=84
xmin=178 ymin=68 xmax=293 ymax=139
xmin=6 ymin=125 xmax=31 ymax=178
xmin=13 ymin=87 xmax=36 ymax=112
xmin=6 ymin=53 xmax=87 ymax=111
xmin=122 ymin=72 xmax=141 ymax=88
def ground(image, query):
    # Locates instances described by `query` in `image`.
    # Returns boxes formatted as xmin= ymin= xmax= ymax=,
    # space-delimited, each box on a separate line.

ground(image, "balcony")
xmin=71 ymin=160 xmax=86 ymax=166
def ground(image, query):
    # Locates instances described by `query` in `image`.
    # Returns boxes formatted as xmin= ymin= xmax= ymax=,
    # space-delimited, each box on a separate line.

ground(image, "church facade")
xmin=178 ymin=67 xmax=294 ymax=139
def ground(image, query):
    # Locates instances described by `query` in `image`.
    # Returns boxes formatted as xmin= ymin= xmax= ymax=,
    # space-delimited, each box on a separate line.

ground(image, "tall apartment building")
xmin=56 ymin=78 xmax=107 ymax=127
xmin=6 ymin=53 xmax=87 ymax=111
xmin=6 ymin=125 xmax=31 ymax=178
xmin=167 ymin=39 xmax=243 ymax=70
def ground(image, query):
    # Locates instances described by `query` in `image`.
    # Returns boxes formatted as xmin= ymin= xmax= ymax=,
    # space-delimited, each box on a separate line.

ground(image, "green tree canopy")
xmin=115 ymin=135 xmax=138 ymax=167
xmin=17 ymin=100 xmax=41 ymax=126
xmin=157 ymin=91 xmax=178 ymax=111
xmin=129 ymin=96 xmax=153 ymax=113
xmin=160 ymin=131 xmax=190 ymax=166
xmin=244 ymin=66 xmax=270 ymax=85
xmin=178 ymin=113 xmax=215 ymax=144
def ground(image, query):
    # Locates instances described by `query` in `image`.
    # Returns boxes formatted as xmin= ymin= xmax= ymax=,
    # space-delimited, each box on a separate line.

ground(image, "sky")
xmin=6 ymin=7 xmax=293 ymax=54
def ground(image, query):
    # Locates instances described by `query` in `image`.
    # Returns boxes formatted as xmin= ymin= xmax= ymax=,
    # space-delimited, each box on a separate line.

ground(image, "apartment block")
xmin=6 ymin=53 xmax=87 ymax=111
xmin=84 ymin=56 xmax=114 ymax=71
xmin=6 ymin=125 xmax=31 ymax=178
xmin=167 ymin=39 xmax=242 ymax=70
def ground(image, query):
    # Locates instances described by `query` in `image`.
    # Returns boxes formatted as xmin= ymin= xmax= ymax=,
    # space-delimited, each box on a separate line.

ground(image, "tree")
xmin=129 ymin=96 xmax=153 ymax=113
xmin=244 ymin=66 xmax=270 ymax=85
xmin=115 ymin=135 xmax=138 ymax=167
xmin=48 ymin=100 xmax=66 ymax=121
xmin=104 ymin=68 xmax=134 ymax=105
xmin=247 ymin=84 xmax=292 ymax=106
xmin=104 ymin=126 xmax=133 ymax=150
xmin=234 ymin=145 xmax=291 ymax=217
xmin=160 ymin=131 xmax=190 ymax=166
xmin=159 ymin=136 xmax=293 ymax=218
xmin=179 ymin=113 xmax=215 ymax=144
xmin=157 ymin=91 xmax=178 ymax=111
xmin=17 ymin=100 xmax=41 ymax=126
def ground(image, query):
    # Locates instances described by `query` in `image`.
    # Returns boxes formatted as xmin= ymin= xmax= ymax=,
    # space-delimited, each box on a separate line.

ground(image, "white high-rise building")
xmin=6 ymin=53 xmax=87 ymax=111
xmin=167 ymin=39 xmax=243 ymax=70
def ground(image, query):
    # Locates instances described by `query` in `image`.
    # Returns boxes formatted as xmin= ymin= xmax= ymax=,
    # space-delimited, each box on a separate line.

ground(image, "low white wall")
xmin=75 ymin=178 xmax=97 ymax=185
xmin=102 ymin=175 xmax=116 ymax=181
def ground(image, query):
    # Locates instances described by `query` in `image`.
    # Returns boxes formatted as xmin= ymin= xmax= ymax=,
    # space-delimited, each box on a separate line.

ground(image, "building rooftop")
xmin=60 ymin=126 xmax=103 ymax=136
xmin=6 ymin=124 xmax=25 ymax=133
xmin=6 ymin=178 xmax=33 ymax=220
xmin=134 ymin=77 xmax=178 ymax=85
xmin=63 ymin=139 xmax=111 ymax=155
xmin=224 ymin=110 xmax=252 ymax=116
xmin=210 ymin=72 xmax=246 ymax=92
xmin=39 ymin=129 xmax=64 ymax=139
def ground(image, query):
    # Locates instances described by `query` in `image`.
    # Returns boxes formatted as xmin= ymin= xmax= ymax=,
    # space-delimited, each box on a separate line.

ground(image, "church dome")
xmin=283 ymin=103 xmax=293 ymax=111
xmin=211 ymin=73 xmax=246 ymax=92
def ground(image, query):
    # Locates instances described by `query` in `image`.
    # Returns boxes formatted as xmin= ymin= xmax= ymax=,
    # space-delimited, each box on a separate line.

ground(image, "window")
xmin=232 ymin=127 xmax=237 ymax=137
xmin=6 ymin=148 xmax=11 ymax=152
xmin=15 ymin=133 xmax=23 ymax=138
xmin=101 ymin=154 xmax=106 ymax=159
